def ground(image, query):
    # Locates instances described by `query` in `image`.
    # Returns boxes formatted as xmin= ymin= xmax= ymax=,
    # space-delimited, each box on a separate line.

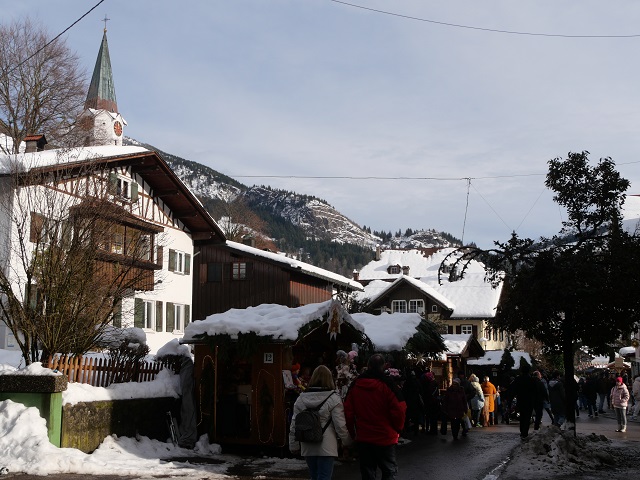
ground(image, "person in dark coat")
xmin=344 ymin=354 xmax=407 ymax=480
xmin=401 ymin=370 xmax=422 ymax=435
xmin=532 ymin=371 xmax=549 ymax=430
xmin=584 ymin=373 xmax=599 ymax=418
xmin=419 ymin=371 xmax=441 ymax=435
xmin=440 ymin=378 xmax=469 ymax=440
xmin=548 ymin=371 xmax=566 ymax=426
xmin=510 ymin=364 xmax=540 ymax=439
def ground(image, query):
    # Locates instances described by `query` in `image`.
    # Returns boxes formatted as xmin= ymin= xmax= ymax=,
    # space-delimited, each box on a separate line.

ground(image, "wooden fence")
xmin=46 ymin=355 xmax=176 ymax=388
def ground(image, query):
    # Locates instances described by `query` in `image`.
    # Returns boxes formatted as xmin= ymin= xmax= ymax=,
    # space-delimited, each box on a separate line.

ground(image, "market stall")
xmin=182 ymin=299 xmax=371 ymax=448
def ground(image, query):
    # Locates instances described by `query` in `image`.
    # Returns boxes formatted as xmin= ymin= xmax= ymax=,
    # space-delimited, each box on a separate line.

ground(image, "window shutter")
xmin=155 ymin=301 xmax=163 ymax=332
xmin=185 ymin=305 xmax=190 ymax=327
xmin=472 ymin=325 xmax=478 ymax=338
xmin=156 ymin=246 xmax=163 ymax=267
xmin=456 ymin=325 xmax=462 ymax=334
xmin=447 ymin=325 xmax=453 ymax=334
xmin=168 ymin=249 xmax=176 ymax=272
xmin=134 ymin=298 xmax=144 ymax=328
xmin=130 ymin=182 xmax=139 ymax=202
xmin=207 ymin=263 xmax=223 ymax=282
xmin=112 ymin=301 xmax=122 ymax=328
xmin=166 ymin=302 xmax=175 ymax=332
xmin=185 ymin=253 xmax=191 ymax=275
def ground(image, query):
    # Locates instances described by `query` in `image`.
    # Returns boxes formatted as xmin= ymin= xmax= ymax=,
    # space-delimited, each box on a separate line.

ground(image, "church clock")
xmin=113 ymin=121 xmax=123 ymax=137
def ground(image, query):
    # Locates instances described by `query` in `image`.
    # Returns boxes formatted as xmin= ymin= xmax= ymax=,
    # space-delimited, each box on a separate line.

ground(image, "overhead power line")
xmin=4 ymin=0 xmax=106 ymax=76
xmin=329 ymin=0 xmax=640 ymax=38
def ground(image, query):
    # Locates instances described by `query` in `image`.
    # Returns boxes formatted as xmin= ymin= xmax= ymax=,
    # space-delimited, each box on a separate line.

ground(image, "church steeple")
xmin=79 ymin=25 xmax=126 ymax=146
xmin=85 ymin=30 xmax=118 ymax=113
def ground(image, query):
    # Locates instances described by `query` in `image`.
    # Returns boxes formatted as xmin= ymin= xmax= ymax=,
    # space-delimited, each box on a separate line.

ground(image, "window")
xmin=143 ymin=300 xmax=154 ymax=330
xmin=499 ymin=330 xmax=504 ymax=342
xmin=207 ymin=263 xmax=223 ymax=282
xmin=461 ymin=324 xmax=473 ymax=335
xmin=431 ymin=304 xmax=438 ymax=313
xmin=168 ymin=249 xmax=191 ymax=274
xmin=232 ymin=262 xmax=247 ymax=280
xmin=408 ymin=299 xmax=424 ymax=314
xmin=166 ymin=302 xmax=190 ymax=332
xmin=109 ymin=173 xmax=139 ymax=201
xmin=493 ymin=330 xmax=498 ymax=341
xmin=388 ymin=265 xmax=401 ymax=274
xmin=111 ymin=225 xmax=125 ymax=254
xmin=391 ymin=300 xmax=407 ymax=313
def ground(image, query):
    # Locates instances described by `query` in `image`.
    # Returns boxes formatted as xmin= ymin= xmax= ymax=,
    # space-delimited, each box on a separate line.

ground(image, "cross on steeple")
xmin=102 ymin=14 xmax=110 ymax=33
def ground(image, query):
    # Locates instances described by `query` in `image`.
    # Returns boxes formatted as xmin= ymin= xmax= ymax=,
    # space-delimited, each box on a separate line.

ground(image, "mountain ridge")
xmin=125 ymin=137 xmax=463 ymax=275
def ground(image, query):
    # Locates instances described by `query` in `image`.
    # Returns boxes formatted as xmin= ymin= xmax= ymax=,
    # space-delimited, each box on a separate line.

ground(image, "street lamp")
xmin=479 ymin=336 xmax=488 ymax=352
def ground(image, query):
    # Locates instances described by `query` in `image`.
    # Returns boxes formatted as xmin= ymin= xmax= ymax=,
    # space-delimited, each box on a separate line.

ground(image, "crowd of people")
xmin=287 ymin=350 xmax=638 ymax=480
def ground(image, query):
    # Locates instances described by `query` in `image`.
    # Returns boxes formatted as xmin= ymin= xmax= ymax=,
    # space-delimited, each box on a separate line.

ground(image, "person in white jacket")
xmin=289 ymin=365 xmax=353 ymax=480
xmin=631 ymin=375 xmax=640 ymax=420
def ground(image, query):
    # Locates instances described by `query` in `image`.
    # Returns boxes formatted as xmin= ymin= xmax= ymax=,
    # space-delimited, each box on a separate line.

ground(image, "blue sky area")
xmin=4 ymin=1 xmax=640 ymax=247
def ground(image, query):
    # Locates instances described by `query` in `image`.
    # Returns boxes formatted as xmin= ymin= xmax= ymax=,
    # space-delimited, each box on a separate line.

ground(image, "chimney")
xmin=24 ymin=134 xmax=48 ymax=153
xmin=375 ymin=244 xmax=381 ymax=261
xmin=402 ymin=265 xmax=410 ymax=276
xmin=242 ymin=234 xmax=256 ymax=248
xmin=353 ymin=270 xmax=360 ymax=281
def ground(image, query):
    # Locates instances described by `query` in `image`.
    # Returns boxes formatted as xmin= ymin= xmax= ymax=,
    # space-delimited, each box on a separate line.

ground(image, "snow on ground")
xmin=0 ymin=348 xmax=307 ymax=477
xmin=495 ymin=425 xmax=640 ymax=480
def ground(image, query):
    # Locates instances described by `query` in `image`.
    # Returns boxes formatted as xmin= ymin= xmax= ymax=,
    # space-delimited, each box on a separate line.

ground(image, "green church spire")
xmin=85 ymin=30 xmax=118 ymax=113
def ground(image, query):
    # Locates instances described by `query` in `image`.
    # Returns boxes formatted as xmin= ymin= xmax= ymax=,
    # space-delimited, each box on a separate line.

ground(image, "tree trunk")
xmin=563 ymin=313 xmax=577 ymax=437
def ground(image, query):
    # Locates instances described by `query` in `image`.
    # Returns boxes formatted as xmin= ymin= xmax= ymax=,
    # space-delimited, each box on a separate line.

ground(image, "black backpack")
xmin=294 ymin=392 xmax=335 ymax=443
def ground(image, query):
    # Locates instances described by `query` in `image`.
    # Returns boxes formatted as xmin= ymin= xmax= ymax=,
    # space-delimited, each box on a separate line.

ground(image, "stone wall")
xmin=62 ymin=397 xmax=178 ymax=453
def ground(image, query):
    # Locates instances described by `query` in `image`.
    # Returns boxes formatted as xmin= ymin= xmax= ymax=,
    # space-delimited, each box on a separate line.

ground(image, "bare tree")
xmin=0 ymin=18 xmax=87 ymax=154
xmin=0 ymin=149 xmax=163 ymax=364
xmin=212 ymin=197 xmax=276 ymax=250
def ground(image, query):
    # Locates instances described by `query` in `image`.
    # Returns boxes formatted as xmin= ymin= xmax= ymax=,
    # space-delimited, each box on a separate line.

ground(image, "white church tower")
xmin=78 ymin=25 xmax=126 ymax=146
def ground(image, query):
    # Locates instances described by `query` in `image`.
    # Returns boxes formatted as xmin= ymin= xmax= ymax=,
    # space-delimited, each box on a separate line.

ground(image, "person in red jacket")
xmin=344 ymin=354 xmax=407 ymax=480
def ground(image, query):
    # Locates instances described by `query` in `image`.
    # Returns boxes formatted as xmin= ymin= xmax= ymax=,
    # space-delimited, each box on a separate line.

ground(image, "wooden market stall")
xmin=182 ymin=299 xmax=371 ymax=449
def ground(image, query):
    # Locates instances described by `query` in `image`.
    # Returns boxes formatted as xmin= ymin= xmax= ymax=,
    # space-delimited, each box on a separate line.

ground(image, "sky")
xmin=3 ymin=1 xmax=640 ymax=248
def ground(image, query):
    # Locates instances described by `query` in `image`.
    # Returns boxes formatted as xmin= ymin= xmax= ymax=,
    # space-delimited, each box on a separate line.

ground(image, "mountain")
xmin=125 ymin=138 xmax=462 ymax=275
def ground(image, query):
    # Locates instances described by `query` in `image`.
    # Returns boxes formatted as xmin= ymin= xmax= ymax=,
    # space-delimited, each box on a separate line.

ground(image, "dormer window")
xmin=109 ymin=172 xmax=139 ymax=202
xmin=388 ymin=265 xmax=401 ymax=275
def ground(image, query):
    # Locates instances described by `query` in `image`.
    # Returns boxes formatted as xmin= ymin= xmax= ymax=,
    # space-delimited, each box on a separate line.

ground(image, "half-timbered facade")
xmin=0 ymin=146 xmax=225 ymax=353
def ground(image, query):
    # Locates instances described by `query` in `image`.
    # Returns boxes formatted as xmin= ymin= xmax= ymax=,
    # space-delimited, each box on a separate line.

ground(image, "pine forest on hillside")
xmin=126 ymin=138 xmax=463 ymax=277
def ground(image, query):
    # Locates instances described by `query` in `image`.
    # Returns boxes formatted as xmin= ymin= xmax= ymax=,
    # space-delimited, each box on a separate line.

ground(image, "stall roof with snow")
xmin=351 ymin=311 xmax=446 ymax=354
xmin=467 ymin=349 xmax=532 ymax=367
xmin=183 ymin=299 xmax=369 ymax=345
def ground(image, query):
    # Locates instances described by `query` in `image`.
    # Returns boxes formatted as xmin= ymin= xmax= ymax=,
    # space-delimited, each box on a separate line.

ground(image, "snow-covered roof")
xmin=467 ymin=349 xmax=532 ymax=367
xmin=619 ymin=346 xmax=636 ymax=356
xmin=621 ymin=195 xmax=640 ymax=235
xmin=226 ymin=240 xmax=363 ymax=291
xmin=442 ymin=334 xmax=472 ymax=355
xmin=366 ymin=275 xmax=456 ymax=311
xmin=0 ymin=145 xmax=148 ymax=175
xmin=358 ymin=248 xmax=502 ymax=318
xmin=183 ymin=299 xmax=364 ymax=342
xmin=350 ymin=312 xmax=423 ymax=352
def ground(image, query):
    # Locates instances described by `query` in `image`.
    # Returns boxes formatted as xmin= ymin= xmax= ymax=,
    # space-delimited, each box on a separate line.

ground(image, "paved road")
xmin=4 ymin=411 xmax=639 ymax=479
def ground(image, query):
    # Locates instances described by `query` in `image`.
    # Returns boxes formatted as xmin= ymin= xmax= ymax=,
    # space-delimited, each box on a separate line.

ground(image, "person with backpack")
xmin=344 ymin=354 xmax=407 ymax=480
xmin=289 ymin=365 xmax=352 ymax=480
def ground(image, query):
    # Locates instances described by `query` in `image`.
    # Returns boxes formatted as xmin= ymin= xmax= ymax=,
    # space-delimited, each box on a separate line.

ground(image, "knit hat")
xmin=291 ymin=363 xmax=300 ymax=372
xmin=348 ymin=350 xmax=358 ymax=361
xmin=617 ymin=377 xmax=624 ymax=383
xmin=425 ymin=372 xmax=435 ymax=381
xmin=452 ymin=378 xmax=461 ymax=384
xmin=469 ymin=374 xmax=478 ymax=382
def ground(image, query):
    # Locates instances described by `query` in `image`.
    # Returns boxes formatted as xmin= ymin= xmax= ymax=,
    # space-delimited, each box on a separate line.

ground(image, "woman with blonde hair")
xmin=289 ymin=365 xmax=352 ymax=480
xmin=481 ymin=376 xmax=498 ymax=426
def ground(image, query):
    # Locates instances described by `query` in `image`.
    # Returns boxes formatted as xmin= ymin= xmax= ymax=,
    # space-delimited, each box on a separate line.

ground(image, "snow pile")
xmin=500 ymin=426 xmax=635 ymax=479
